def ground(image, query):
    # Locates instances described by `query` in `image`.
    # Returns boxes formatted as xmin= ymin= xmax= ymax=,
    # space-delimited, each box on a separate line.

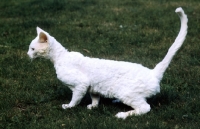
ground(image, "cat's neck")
xmin=48 ymin=39 xmax=67 ymax=64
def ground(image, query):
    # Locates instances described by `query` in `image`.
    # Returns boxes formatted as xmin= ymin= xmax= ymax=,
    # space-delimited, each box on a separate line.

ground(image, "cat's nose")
xmin=27 ymin=51 xmax=31 ymax=58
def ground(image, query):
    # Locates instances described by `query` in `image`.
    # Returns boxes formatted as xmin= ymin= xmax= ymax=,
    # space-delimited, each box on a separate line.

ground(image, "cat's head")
xmin=27 ymin=27 xmax=52 ymax=60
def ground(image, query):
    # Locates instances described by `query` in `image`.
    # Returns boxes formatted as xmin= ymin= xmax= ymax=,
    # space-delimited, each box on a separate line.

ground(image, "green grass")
xmin=0 ymin=0 xmax=200 ymax=128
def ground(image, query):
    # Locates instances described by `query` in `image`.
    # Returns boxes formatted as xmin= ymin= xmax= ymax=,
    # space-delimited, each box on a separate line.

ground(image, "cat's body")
xmin=27 ymin=7 xmax=188 ymax=119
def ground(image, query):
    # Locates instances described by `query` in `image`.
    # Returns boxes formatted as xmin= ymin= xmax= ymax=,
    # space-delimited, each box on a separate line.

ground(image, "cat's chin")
xmin=28 ymin=55 xmax=37 ymax=61
xmin=28 ymin=56 xmax=34 ymax=61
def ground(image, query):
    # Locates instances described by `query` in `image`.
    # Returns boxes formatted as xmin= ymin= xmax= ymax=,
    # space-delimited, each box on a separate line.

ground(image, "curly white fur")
xmin=27 ymin=7 xmax=188 ymax=119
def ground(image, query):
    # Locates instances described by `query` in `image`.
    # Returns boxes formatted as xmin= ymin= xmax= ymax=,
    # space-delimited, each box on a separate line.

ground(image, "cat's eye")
xmin=31 ymin=48 xmax=35 ymax=51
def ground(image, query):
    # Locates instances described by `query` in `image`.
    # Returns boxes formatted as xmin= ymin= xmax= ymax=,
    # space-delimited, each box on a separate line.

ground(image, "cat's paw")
xmin=62 ymin=104 xmax=72 ymax=109
xmin=115 ymin=112 xmax=128 ymax=119
xmin=87 ymin=104 xmax=98 ymax=110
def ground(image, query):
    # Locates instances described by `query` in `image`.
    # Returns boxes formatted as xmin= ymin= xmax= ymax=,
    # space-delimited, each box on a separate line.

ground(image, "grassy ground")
xmin=0 ymin=0 xmax=200 ymax=128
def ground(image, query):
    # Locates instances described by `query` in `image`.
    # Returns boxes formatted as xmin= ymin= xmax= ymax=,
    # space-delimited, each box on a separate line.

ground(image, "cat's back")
xmin=82 ymin=56 xmax=153 ymax=80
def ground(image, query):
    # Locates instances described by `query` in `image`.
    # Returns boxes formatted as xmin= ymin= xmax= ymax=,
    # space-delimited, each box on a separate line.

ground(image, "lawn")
xmin=0 ymin=0 xmax=200 ymax=128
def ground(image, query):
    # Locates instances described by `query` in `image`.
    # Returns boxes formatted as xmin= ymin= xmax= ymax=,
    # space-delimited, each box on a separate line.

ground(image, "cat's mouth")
xmin=27 ymin=53 xmax=36 ymax=61
xmin=27 ymin=50 xmax=38 ymax=60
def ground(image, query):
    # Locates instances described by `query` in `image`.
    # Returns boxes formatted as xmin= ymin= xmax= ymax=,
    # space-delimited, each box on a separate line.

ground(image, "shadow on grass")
xmin=148 ymin=88 xmax=180 ymax=109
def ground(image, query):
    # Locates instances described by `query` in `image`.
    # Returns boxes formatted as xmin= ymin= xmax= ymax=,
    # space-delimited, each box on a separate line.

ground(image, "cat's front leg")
xmin=87 ymin=93 xmax=100 ymax=109
xmin=62 ymin=86 xmax=88 ymax=109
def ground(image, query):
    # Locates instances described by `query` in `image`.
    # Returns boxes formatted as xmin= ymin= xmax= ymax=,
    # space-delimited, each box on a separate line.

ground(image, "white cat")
xmin=27 ymin=7 xmax=188 ymax=119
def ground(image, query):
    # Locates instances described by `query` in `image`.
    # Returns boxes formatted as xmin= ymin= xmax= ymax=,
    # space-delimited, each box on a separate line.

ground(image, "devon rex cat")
xmin=27 ymin=7 xmax=188 ymax=119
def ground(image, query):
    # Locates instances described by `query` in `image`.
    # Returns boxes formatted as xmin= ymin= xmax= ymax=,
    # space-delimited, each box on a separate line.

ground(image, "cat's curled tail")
xmin=153 ymin=7 xmax=188 ymax=80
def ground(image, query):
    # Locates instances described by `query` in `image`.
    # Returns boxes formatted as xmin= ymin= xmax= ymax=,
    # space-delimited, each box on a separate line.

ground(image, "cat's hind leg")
xmin=87 ymin=93 xmax=100 ymax=109
xmin=115 ymin=99 xmax=150 ymax=119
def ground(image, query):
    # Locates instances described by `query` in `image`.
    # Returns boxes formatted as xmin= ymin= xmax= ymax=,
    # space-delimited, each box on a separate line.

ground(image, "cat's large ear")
xmin=39 ymin=32 xmax=48 ymax=43
xmin=36 ymin=27 xmax=48 ymax=43
xmin=36 ymin=26 xmax=43 ymax=35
